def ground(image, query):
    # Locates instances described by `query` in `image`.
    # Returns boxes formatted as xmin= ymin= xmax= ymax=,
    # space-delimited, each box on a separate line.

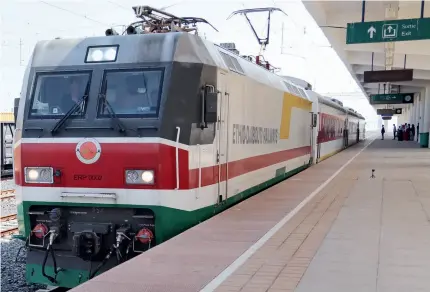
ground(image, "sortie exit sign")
xmin=346 ymin=17 xmax=430 ymax=44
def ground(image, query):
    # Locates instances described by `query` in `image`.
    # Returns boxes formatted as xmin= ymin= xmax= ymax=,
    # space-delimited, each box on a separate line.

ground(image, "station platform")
xmin=70 ymin=134 xmax=430 ymax=292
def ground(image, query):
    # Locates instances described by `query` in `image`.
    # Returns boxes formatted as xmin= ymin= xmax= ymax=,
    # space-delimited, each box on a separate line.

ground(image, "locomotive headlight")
xmin=90 ymin=49 xmax=103 ymax=61
xmin=125 ymin=170 xmax=155 ymax=185
xmin=104 ymin=48 xmax=117 ymax=60
xmin=141 ymin=171 xmax=154 ymax=184
xmin=25 ymin=167 xmax=54 ymax=184
xmin=85 ymin=45 xmax=119 ymax=63
xmin=28 ymin=169 xmax=39 ymax=180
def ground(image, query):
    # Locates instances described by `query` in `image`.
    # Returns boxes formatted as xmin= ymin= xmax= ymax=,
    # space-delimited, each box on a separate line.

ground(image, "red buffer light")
xmin=32 ymin=223 xmax=48 ymax=239
xmin=136 ymin=228 xmax=154 ymax=244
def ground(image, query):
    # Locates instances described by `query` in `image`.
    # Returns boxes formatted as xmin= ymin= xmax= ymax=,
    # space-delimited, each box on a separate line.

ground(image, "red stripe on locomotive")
xmin=14 ymin=142 xmax=311 ymax=190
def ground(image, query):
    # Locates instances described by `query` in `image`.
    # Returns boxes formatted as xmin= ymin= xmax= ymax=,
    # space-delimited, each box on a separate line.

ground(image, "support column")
xmin=414 ymin=95 xmax=420 ymax=126
xmin=420 ymin=87 xmax=430 ymax=148
xmin=405 ymin=105 xmax=409 ymax=123
xmin=406 ymin=106 xmax=410 ymax=124
xmin=419 ymin=90 xmax=425 ymax=143
xmin=415 ymin=94 xmax=421 ymax=142
xmin=408 ymin=104 xmax=411 ymax=125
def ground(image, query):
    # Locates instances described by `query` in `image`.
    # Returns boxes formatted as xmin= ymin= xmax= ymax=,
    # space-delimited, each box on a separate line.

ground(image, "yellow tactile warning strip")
xmin=214 ymin=168 xmax=358 ymax=292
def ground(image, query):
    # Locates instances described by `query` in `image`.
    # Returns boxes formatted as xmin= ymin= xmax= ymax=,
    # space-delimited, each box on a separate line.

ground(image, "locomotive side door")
xmin=215 ymin=72 xmax=229 ymax=204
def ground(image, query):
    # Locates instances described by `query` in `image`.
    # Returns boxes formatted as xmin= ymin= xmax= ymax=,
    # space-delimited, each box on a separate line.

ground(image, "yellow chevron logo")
xmin=280 ymin=92 xmax=312 ymax=139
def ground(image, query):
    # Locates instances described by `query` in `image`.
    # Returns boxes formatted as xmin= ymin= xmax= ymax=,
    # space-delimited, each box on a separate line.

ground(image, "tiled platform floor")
xmin=70 ymin=135 xmax=430 ymax=292
xmin=214 ymin=137 xmax=430 ymax=292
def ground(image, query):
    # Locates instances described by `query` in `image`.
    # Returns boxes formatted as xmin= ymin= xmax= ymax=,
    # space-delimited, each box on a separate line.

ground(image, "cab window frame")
xmin=96 ymin=67 xmax=165 ymax=119
xmin=27 ymin=70 xmax=93 ymax=120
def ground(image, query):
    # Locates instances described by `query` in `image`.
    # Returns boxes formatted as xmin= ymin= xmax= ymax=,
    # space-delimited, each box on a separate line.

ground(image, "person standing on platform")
xmin=398 ymin=125 xmax=403 ymax=141
xmin=407 ymin=124 xmax=411 ymax=141
xmin=417 ymin=123 xmax=420 ymax=142
xmin=393 ymin=124 xmax=397 ymax=140
xmin=411 ymin=124 xmax=415 ymax=141
xmin=403 ymin=124 xmax=408 ymax=141
xmin=381 ymin=125 xmax=385 ymax=140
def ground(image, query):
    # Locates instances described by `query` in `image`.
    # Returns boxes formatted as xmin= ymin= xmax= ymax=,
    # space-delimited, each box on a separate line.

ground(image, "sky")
xmin=0 ymin=0 xmax=379 ymax=126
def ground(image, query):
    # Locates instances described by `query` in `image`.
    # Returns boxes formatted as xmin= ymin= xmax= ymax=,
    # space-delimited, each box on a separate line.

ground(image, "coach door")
xmin=316 ymin=112 xmax=321 ymax=163
xmin=310 ymin=112 xmax=317 ymax=163
xmin=344 ymin=119 xmax=349 ymax=148
xmin=215 ymin=72 xmax=229 ymax=204
xmin=356 ymin=122 xmax=360 ymax=143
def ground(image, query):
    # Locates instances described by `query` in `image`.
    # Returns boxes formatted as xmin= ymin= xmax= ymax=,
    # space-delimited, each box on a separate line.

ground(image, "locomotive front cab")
xmin=14 ymin=32 xmax=218 ymax=288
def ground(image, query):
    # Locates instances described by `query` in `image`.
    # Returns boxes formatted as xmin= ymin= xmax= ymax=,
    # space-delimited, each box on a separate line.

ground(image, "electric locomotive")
xmin=12 ymin=6 xmax=365 ymax=288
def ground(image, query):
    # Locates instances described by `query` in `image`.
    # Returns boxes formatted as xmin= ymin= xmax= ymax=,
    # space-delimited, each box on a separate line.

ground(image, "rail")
xmin=1 ymin=189 xmax=15 ymax=199
xmin=1 ymin=227 xmax=19 ymax=237
xmin=1 ymin=214 xmax=17 ymax=222
xmin=1 ymin=187 xmax=18 ymax=237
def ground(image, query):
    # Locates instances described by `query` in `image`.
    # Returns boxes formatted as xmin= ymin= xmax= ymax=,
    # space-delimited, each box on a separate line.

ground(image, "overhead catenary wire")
xmin=39 ymin=0 xmax=113 ymax=27
xmin=106 ymin=0 xmax=131 ymax=12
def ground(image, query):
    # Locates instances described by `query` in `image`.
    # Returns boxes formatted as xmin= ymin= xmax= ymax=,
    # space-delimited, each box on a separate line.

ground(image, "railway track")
xmin=1 ymin=187 xmax=18 ymax=237
xmin=1 ymin=188 xmax=15 ymax=199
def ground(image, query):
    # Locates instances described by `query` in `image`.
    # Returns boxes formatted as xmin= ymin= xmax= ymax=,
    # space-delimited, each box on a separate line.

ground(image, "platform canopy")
xmin=303 ymin=0 xmax=430 ymax=111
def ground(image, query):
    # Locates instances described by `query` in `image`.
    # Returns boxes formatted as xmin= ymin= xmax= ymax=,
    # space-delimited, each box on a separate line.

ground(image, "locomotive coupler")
xmin=72 ymin=230 xmax=102 ymax=261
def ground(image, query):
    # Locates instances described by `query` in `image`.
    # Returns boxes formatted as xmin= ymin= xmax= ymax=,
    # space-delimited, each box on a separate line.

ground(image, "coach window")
xmin=98 ymin=69 xmax=164 ymax=118
xmin=29 ymin=72 xmax=91 ymax=119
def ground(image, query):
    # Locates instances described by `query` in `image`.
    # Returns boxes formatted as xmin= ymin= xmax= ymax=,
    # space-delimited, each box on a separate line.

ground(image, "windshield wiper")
xmin=99 ymin=78 xmax=126 ymax=133
xmin=50 ymin=95 xmax=88 ymax=135
xmin=100 ymin=93 xmax=126 ymax=133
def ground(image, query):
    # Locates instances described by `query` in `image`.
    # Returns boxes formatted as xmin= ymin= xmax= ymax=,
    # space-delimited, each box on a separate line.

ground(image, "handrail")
xmin=175 ymin=126 xmax=180 ymax=190
xmin=198 ymin=144 xmax=202 ymax=197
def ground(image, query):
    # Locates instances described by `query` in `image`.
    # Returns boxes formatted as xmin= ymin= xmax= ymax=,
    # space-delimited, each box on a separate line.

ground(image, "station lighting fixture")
xmin=85 ymin=45 xmax=119 ymax=63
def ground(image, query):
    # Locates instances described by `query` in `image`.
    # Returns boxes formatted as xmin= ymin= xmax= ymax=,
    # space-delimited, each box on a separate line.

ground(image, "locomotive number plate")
xmin=73 ymin=174 xmax=103 ymax=181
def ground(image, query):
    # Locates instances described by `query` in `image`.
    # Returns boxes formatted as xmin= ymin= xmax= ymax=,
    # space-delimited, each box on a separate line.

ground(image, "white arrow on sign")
xmin=367 ymin=26 xmax=376 ymax=38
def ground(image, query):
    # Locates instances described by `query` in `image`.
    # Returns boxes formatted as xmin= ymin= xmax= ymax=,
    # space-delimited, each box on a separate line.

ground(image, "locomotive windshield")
xmin=28 ymin=69 xmax=164 ymax=121
xmin=29 ymin=72 xmax=90 ymax=118
xmin=98 ymin=69 xmax=163 ymax=118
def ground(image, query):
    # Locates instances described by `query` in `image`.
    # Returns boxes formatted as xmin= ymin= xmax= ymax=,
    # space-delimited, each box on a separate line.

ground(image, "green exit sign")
xmin=370 ymin=93 xmax=414 ymax=105
xmin=346 ymin=17 xmax=430 ymax=44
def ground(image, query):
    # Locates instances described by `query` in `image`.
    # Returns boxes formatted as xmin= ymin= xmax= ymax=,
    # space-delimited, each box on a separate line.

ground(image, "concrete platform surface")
xmin=69 ymin=135 xmax=430 ymax=292
xmin=295 ymin=138 xmax=430 ymax=292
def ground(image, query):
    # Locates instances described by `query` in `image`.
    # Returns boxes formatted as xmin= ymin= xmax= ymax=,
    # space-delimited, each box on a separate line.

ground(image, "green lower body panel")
xmin=420 ymin=132 xmax=429 ymax=148
xmin=26 ymin=264 xmax=92 ymax=288
xmin=20 ymin=163 xmax=309 ymax=288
